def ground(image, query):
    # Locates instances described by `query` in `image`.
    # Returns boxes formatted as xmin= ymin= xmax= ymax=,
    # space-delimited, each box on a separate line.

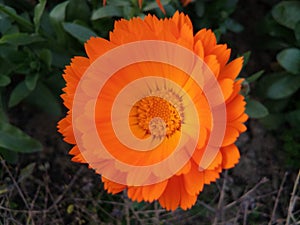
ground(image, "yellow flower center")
xmin=130 ymin=96 xmax=182 ymax=139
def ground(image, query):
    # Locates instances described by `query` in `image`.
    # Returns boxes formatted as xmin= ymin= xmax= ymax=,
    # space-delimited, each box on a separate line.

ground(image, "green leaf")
xmin=259 ymin=114 xmax=284 ymax=130
xmin=0 ymin=4 xmax=33 ymax=31
xmin=8 ymin=81 xmax=31 ymax=107
xmin=91 ymin=5 xmax=122 ymax=20
xmin=0 ymin=147 xmax=18 ymax=164
xmin=277 ymin=48 xmax=300 ymax=74
xmin=0 ymin=75 xmax=11 ymax=87
xmin=272 ymin=1 xmax=300 ymax=29
xmin=0 ymin=33 xmax=44 ymax=46
xmin=286 ymin=109 xmax=300 ymax=128
xmin=224 ymin=18 xmax=244 ymax=33
xmin=62 ymin=22 xmax=97 ymax=43
xmin=246 ymin=70 xmax=264 ymax=83
xmin=108 ymin=0 xmax=131 ymax=7
xmin=266 ymin=74 xmax=300 ymax=99
xmin=246 ymin=98 xmax=269 ymax=119
xmin=49 ymin=1 xmax=69 ymax=22
xmin=0 ymin=122 xmax=42 ymax=153
xmin=34 ymin=0 xmax=47 ymax=32
xmin=295 ymin=21 xmax=300 ymax=42
xmin=37 ymin=49 xmax=52 ymax=68
xmin=195 ymin=1 xmax=205 ymax=17
xmin=66 ymin=0 xmax=90 ymax=23
xmin=25 ymin=73 xmax=39 ymax=91
xmin=0 ymin=15 xmax=12 ymax=34
xmin=26 ymin=83 xmax=62 ymax=117
xmin=240 ymin=51 xmax=251 ymax=67
xmin=143 ymin=0 xmax=170 ymax=11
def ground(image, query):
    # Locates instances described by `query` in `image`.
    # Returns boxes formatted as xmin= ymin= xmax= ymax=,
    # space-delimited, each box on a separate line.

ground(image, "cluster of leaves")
xmin=255 ymin=0 xmax=300 ymax=168
xmin=184 ymin=0 xmax=244 ymax=39
xmin=0 ymin=0 xmax=181 ymax=163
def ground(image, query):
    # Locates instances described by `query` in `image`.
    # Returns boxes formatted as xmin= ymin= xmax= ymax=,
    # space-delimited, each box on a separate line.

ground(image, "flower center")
xmin=130 ymin=96 xmax=182 ymax=139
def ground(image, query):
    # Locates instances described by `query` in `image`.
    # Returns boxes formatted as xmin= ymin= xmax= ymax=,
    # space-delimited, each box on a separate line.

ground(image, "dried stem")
xmin=285 ymin=170 xmax=300 ymax=225
xmin=268 ymin=172 xmax=288 ymax=225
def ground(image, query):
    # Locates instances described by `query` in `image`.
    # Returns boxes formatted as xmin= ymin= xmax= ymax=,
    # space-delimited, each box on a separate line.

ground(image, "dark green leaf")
xmin=246 ymin=70 xmax=264 ymax=83
xmin=277 ymin=48 xmax=300 ymax=74
xmin=286 ymin=110 xmax=300 ymax=128
xmin=34 ymin=0 xmax=46 ymax=31
xmin=0 ymin=75 xmax=11 ymax=87
xmin=195 ymin=1 xmax=205 ymax=17
xmin=143 ymin=0 xmax=170 ymax=11
xmin=8 ymin=81 xmax=31 ymax=107
xmin=0 ymin=147 xmax=18 ymax=164
xmin=0 ymin=122 xmax=42 ymax=153
xmin=259 ymin=114 xmax=284 ymax=130
xmin=26 ymin=83 xmax=62 ymax=117
xmin=240 ymin=51 xmax=251 ymax=66
xmin=246 ymin=98 xmax=269 ymax=119
xmin=224 ymin=18 xmax=244 ymax=33
xmin=272 ymin=1 xmax=300 ymax=29
xmin=0 ymin=4 xmax=33 ymax=31
xmin=49 ymin=1 xmax=69 ymax=22
xmin=0 ymin=33 xmax=44 ymax=46
xmin=91 ymin=5 xmax=122 ymax=20
xmin=266 ymin=74 xmax=300 ymax=99
xmin=295 ymin=21 xmax=300 ymax=42
xmin=66 ymin=0 xmax=90 ymax=23
xmin=0 ymin=16 xmax=11 ymax=34
xmin=108 ymin=0 xmax=130 ymax=7
xmin=37 ymin=49 xmax=52 ymax=68
xmin=25 ymin=73 xmax=39 ymax=91
xmin=62 ymin=22 xmax=97 ymax=43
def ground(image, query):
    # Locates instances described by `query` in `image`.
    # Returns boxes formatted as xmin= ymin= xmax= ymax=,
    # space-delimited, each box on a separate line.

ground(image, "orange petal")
xmin=102 ymin=177 xmax=126 ymax=194
xmin=219 ymin=78 xmax=234 ymax=101
xmin=219 ymin=57 xmax=243 ymax=80
xmin=226 ymin=95 xmax=247 ymax=121
xmin=158 ymin=175 xmax=197 ymax=210
xmin=206 ymin=151 xmax=222 ymax=170
xmin=204 ymin=55 xmax=220 ymax=78
xmin=222 ymin=126 xmax=239 ymax=147
xmin=194 ymin=40 xmax=204 ymax=59
xmin=127 ymin=186 xmax=144 ymax=202
xmin=181 ymin=0 xmax=191 ymax=7
xmin=84 ymin=37 xmax=116 ymax=62
xmin=156 ymin=0 xmax=166 ymax=14
xmin=226 ymin=79 xmax=243 ymax=104
xmin=194 ymin=29 xmax=217 ymax=55
xmin=183 ymin=162 xmax=204 ymax=195
xmin=204 ymin=167 xmax=221 ymax=184
xmin=211 ymin=44 xmax=231 ymax=69
xmin=141 ymin=180 xmax=168 ymax=202
xmin=220 ymin=144 xmax=240 ymax=169
xmin=138 ymin=0 xmax=142 ymax=8
xmin=175 ymin=160 xmax=191 ymax=175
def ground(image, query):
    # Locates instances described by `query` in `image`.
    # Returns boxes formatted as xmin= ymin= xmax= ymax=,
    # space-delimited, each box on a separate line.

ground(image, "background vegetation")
xmin=0 ymin=0 xmax=299 ymax=224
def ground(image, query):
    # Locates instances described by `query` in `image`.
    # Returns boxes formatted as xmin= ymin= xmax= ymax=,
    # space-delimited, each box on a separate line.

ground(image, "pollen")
xmin=131 ymin=96 xmax=182 ymax=139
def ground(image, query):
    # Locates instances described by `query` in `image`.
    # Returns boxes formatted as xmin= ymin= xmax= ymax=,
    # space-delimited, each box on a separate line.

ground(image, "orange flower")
xmin=58 ymin=12 xmax=248 ymax=211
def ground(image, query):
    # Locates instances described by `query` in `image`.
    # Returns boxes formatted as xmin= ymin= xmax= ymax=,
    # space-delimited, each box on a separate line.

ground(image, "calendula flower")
xmin=58 ymin=12 xmax=247 ymax=210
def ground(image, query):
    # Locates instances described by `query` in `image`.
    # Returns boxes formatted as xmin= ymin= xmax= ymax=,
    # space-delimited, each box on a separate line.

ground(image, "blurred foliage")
xmin=184 ymin=0 xmax=244 ymax=40
xmin=254 ymin=0 xmax=300 ymax=168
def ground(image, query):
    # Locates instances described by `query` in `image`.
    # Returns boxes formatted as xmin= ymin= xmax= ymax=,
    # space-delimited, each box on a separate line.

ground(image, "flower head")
xmin=58 ymin=12 xmax=247 ymax=211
